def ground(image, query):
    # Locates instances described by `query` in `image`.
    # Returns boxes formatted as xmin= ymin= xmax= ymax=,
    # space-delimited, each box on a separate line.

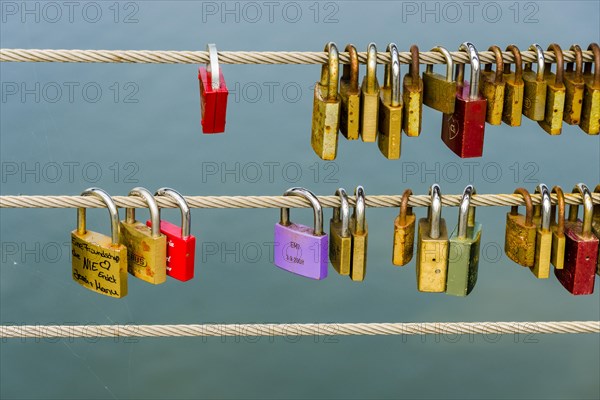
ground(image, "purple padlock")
xmin=274 ymin=187 xmax=328 ymax=280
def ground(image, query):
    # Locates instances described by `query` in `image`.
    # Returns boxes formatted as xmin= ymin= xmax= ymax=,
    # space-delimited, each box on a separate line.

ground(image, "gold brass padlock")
xmin=349 ymin=186 xmax=368 ymax=281
xmin=593 ymin=184 xmax=600 ymax=274
xmin=71 ymin=188 xmax=128 ymax=298
xmin=416 ymin=184 xmax=448 ymax=293
xmin=360 ymin=43 xmax=380 ymax=142
xmin=502 ymin=45 xmax=524 ymax=126
xmin=563 ymin=44 xmax=585 ymax=125
xmin=120 ymin=187 xmax=167 ymax=285
xmin=505 ymin=188 xmax=537 ymax=267
xmin=538 ymin=43 xmax=566 ymax=135
xmin=580 ymin=43 xmax=600 ymax=135
xmin=550 ymin=186 xmax=566 ymax=269
xmin=378 ymin=43 xmax=403 ymax=159
xmin=392 ymin=189 xmax=416 ymax=266
xmin=402 ymin=45 xmax=423 ymax=136
xmin=522 ymin=44 xmax=547 ymax=121
xmin=423 ymin=46 xmax=456 ymax=114
xmin=531 ymin=184 xmax=552 ymax=278
xmin=311 ymin=42 xmax=340 ymax=160
xmin=329 ymin=188 xmax=352 ymax=275
xmin=480 ymin=45 xmax=505 ymax=125
xmin=339 ymin=44 xmax=361 ymax=140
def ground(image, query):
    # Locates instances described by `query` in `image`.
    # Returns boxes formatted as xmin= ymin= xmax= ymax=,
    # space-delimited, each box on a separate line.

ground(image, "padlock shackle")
xmin=535 ymin=184 xmax=551 ymax=231
xmin=484 ymin=46 xmax=504 ymax=83
xmin=365 ymin=42 xmax=378 ymax=94
xmin=408 ymin=44 xmax=420 ymax=83
xmin=383 ymin=43 xmax=401 ymax=107
xmin=457 ymin=42 xmax=481 ymax=99
xmin=566 ymin=44 xmax=583 ymax=80
xmin=594 ymin=184 xmax=600 ymax=224
xmin=398 ymin=189 xmax=413 ymax=225
xmin=333 ymin=188 xmax=350 ymax=237
xmin=155 ymin=188 xmax=191 ymax=238
xmin=568 ymin=183 xmax=594 ymax=236
xmin=206 ymin=43 xmax=221 ymax=91
xmin=320 ymin=42 xmax=339 ymax=101
xmin=545 ymin=43 xmax=564 ymax=86
xmin=78 ymin=187 xmax=120 ymax=245
xmin=584 ymin=43 xmax=600 ymax=86
xmin=457 ymin=185 xmax=476 ymax=239
xmin=126 ymin=187 xmax=161 ymax=237
xmin=280 ymin=187 xmax=324 ymax=236
xmin=428 ymin=184 xmax=442 ymax=239
xmin=551 ymin=186 xmax=565 ymax=237
xmin=511 ymin=188 xmax=534 ymax=227
xmin=526 ymin=44 xmax=545 ymax=81
xmin=353 ymin=186 xmax=366 ymax=234
xmin=342 ymin=44 xmax=359 ymax=93
xmin=504 ymin=44 xmax=523 ymax=81
xmin=426 ymin=46 xmax=454 ymax=82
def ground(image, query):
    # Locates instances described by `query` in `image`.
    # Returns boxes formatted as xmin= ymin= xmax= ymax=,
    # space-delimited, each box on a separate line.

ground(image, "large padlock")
xmin=423 ymin=46 xmax=456 ymax=114
xmin=274 ymin=187 xmax=328 ymax=280
xmin=360 ymin=43 xmax=380 ymax=142
xmin=329 ymin=188 xmax=351 ymax=276
xmin=580 ymin=43 xmax=600 ymax=135
xmin=311 ymin=42 xmax=341 ymax=160
xmin=146 ymin=188 xmax=196 ymax=282
xmin=479 ymin=45 xmax=505 ymax=125
xmin=339 ymin=44 xmax=361 ymax=140
xmin=446 ymin=185 xmax=482 ymax=297
xmin=550 ymin=186 xmax=566 ymax=270
xmin=392 ymin=189 xmax=416 ymax=266
xmin=539 ymin=43 xmax=566 ymax=135
xmin=71 ymin=188 xmax=128 ymax=298
xmin=522 ymin=44 xmax=547 ymax=121
xmin=441 ymin=42 xmax=487 ymax=158
xmin=378 ymin=43 xmax=403 ymax=159
xmin=120 ymin=187 xmax=167 ymax=285
xmin=402 ymin=45 xmax=423 ymax=136
xmin=502 ymin=45 xmax=524 ymax=126
xmin=555 ymin=184 xmax=599 ymax=295
xmin=593 ymin=184 xmax=600 ymax=275
xmin=531 ymin=184 xmax=552 ymax=278
xmin=199 ymin=43 xmax=228 ymax=134
xmin=563 ymin=44 xmax=585 ymax=125
xmin=349 ymin=186 xmax=368 ymax=282
xmin=505 ymin=188 xmax=537 ymax=267
xmin=416 ymin=184 xmax=449 ymax=293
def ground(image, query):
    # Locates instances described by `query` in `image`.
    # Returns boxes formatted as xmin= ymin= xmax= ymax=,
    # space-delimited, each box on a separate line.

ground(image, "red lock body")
xmin=199 ymin=67 xmax=228 ymax=133
xmin=555 ymin=220 xmax=598 ymax=295
xmin=147 ymin=219 xmax=196 ymax=282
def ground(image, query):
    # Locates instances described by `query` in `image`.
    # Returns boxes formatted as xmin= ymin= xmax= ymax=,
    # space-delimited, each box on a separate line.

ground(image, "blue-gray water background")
xmin=1 ymin=1 xmax=599 ymax=398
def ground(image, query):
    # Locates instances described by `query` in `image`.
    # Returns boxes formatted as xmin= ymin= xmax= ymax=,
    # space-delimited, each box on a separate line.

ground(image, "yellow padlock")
xmin=538 ymin=43 xmax=566 ymax=135
xmin=580 ymin=43 xmax=600 ymax=135
xmin=402 ymin=45 xmax=423 ymax=136
xmin=480 ymin=45 xmax=505 ymax=125
xmin=502 ymin=45 xmax=524 ymax=126
xmin=360 ymin=43 xmax=380 ymax=142
xmin=339 ymin=44 xmax=361 ymax=140
xmin=563 ymin=44 xmax=585 ymax=125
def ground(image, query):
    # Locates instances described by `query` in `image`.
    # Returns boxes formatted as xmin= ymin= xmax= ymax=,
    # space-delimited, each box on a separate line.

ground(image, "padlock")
xmin=199 ymin=43 xmax=228 ymax=134
xmin=146 ymin=188 xmax=196 ymax=282
xmin=311 ymin=42 xmax=341 ymax=160
xmin=423 ymin=46 xmax=456 ymax=114
xmin=550 ymin=186 xmax=566 ymax=270
xmin=555 ymin=184 xmax=599 ymax=295
xmin=502 ymin=45 xmax=524 ymax=126
xmin=392 ymin=189 xmax=416 ymax=266
xmin=531 ymin=184 xmax=552 ymax=278
xmin=349 ymin=186 xmax=368 ymax=281
xmin=377 ymin=43 xmax=403 ymax=159
xmin=539 ymin=44 xmax=566 ymax=135
xmin=274 ymin=187 xmax=328 ymax=280
xmin=593 ymin=184 xmax=600 ymax=274
xmin=360 ymin=43 xmax=380 ymax=142
xmin=402 ymin=45 xmax=423 ymax=136
xmin=339 ymin=44 xmax=361 ymax=140
xmin=522 ymin=44 xmax=547 ymax=121
xmin=580 ymin=43 xmax=600 ymax=135
xmin=441 ymin=42 xmax=487 ymax=158
xmin=446 ymin=185 xmax=482 ymax=297
xmin=479 ymin=45 xmax=505 ymax=125
xmin=119 ymin=187 xmax=167 ymax=285
xmin=71 ymin=188 xmax=128 ymax=298
xmin=329 ymin=188 xmax=351 ymax=275
xmin=563 ymin=44 xmax=585 ymax=125
xmin=505 ymin=188 xmax=537 ymax=267
xmin=416 ymin=184 xmax=449 ymax=293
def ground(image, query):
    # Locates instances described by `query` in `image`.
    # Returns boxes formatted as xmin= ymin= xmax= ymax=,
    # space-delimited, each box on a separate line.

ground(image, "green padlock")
xmin=446 ymin=185 xmax=482 ymax=297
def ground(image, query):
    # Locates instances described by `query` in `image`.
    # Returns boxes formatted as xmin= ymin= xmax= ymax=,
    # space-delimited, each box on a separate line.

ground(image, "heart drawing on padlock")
xmin=99 ymin=260 xmax=111 ymax=270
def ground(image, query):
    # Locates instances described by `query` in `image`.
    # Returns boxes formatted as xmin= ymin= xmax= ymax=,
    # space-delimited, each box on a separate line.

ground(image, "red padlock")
xmin=199 ymin=43 xmax=228 ymax=134
xmin=555 ymin=184 xmax=599 ymax=295
xmin=147 ymin=188 xmax=196 ymax=282
xmin=441 ymin=42 xmax=487 ymax=158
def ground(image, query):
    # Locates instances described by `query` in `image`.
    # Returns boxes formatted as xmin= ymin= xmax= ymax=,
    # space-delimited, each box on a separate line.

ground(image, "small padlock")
xmin=120 ymin=187 xmax=167 ymax=285
xmin=360 ymin=43 xmax=380 ymax=142
xmin=392 ymin=189 xmax=416 ymax=266
xmin=550 ymin=186 xmax=566 ymax=270
xmin=531 ymin=184 xmax=552 ymax=278
xmin=502 ymin=45 xmax=524 ymax=126
xmin=329 ymin=188 xmax=351 ymax=276
xmin=311 ymin=42 xmax=341 ymax=160
xmin=349 ymin=186 xmax=368 ymax=281
xmin=402 ymin=45 xmax=424 ymax=136
xmin=505 ymin=188 xmax=537 ymax=267
xmin=563 ymin=44 xmax=585 ymax=125
xmin=555 ymin=184 xmax=599 ymax=295
xmin=377 ymin=43 xmax=403 ymax=159
xmin=274 ymin=187 xmax=328 ymax=280
xmin=539 ymin=43 xmax=566 ymax=135
xmin=199 ymin=43 xmax=228 ymax=134
xmin=71 ymin=188 xmax=128 ymax=298
xmin=339 ymin=44 xmax=361 ymax=140
xmin=146 ymin=188 xmax=196 ymax=282
xmin=522 ymin=44 xmax=547 ymax=121
xmin=580 ymin=43 xmax=600 ymax=135
xmin=416 ymin=184 xmax=449 ymax=293
xmin=423 ymin=46 xmax=456 ymax=114
xmin=446 ymin=185 xmax=482 ymax=297
xmin=479 ymin=45 xmax=505 ymax=125
xmin=593 ymin=184 xmax=600 ymax=275
xmin=441 ymin=42 xmax=487 ymax=158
